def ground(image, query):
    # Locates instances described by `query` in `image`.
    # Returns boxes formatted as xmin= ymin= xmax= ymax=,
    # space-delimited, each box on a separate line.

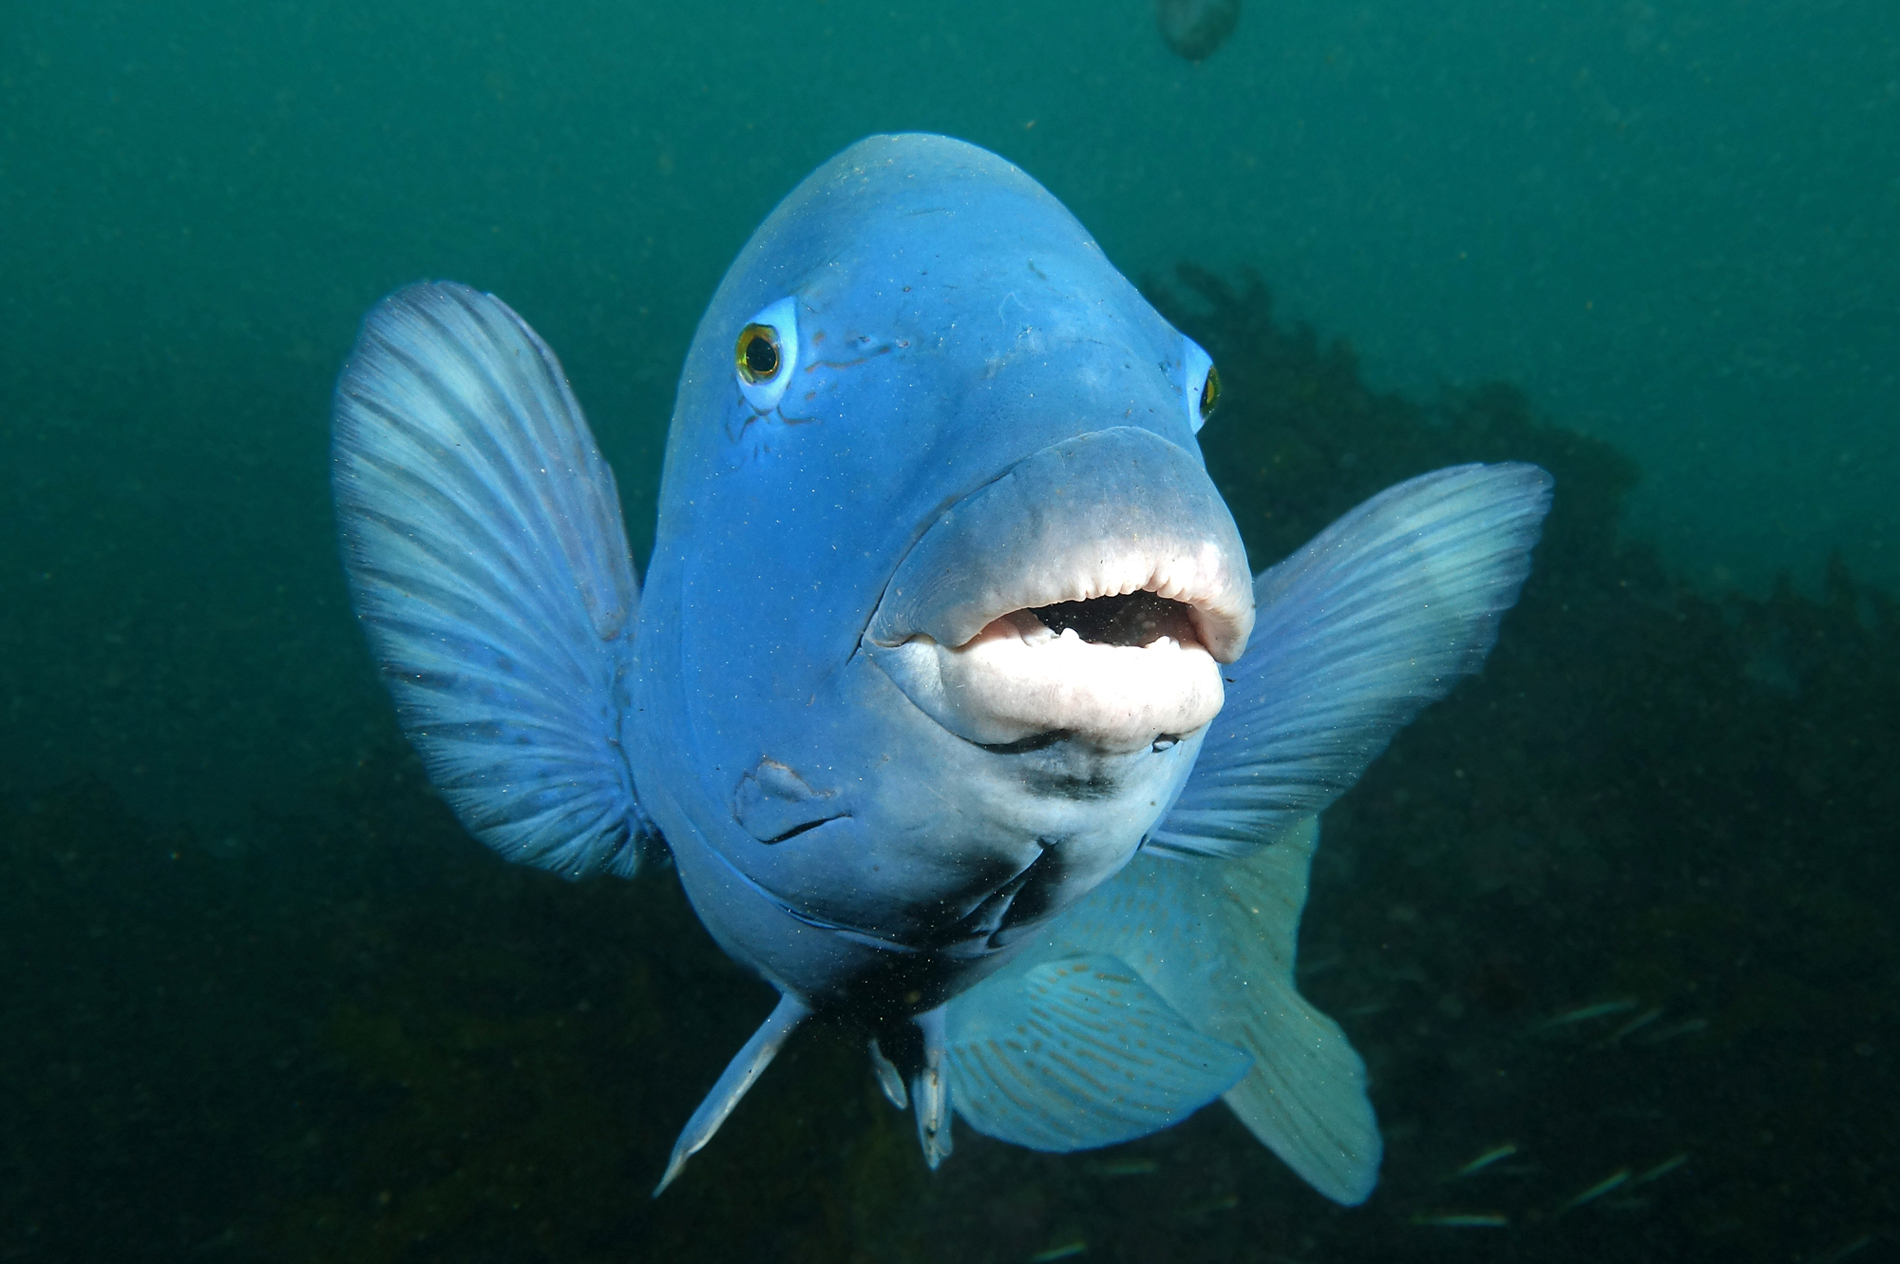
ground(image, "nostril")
xmin=1028 ymin=591 xmax=1198 ymax=648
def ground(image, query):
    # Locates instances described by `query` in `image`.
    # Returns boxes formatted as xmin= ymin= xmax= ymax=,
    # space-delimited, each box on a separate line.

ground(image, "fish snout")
xmin=866 ymin=427 xmax=1252 ymax=753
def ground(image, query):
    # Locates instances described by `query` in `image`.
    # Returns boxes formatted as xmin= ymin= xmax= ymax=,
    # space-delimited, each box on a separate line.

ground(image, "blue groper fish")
xmin=331 ymin=134 xmax=1551 ymax=1203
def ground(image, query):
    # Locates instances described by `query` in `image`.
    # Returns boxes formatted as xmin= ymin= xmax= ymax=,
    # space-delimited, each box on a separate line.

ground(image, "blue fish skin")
xmin=330 ymin=132 xmax=1553 ymax=1197
xmin=633 ymin=135 xmax=1245 ymax=1019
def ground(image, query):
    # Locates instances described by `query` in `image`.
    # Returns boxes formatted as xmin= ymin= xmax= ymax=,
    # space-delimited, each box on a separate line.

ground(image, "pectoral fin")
xmin=1154 ymin=462 xmax=1552 ymax=859
xmin=332 ymin=282 xmax=652 ymax=878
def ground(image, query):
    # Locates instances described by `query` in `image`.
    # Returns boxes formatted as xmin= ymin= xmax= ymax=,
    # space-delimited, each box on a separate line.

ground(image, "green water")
xmin=2 ymin=3 xmax=1896 ymax=1261
xmin=4 ymin=0 xmax=1895 ymax=830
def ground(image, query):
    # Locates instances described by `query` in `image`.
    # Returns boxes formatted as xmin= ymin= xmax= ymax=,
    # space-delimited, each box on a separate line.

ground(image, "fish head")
xmin=644 ymin=134 xmax=1251 ymax=1009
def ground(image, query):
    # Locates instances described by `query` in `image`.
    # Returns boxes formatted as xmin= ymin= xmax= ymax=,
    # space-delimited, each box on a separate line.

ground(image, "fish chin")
xmin=871 ymin=609 xmax=1225 ymax=753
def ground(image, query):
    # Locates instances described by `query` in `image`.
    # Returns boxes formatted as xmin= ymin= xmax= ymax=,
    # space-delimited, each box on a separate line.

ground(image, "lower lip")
xmin=874 ymin=613 xmax=1227 ymax=753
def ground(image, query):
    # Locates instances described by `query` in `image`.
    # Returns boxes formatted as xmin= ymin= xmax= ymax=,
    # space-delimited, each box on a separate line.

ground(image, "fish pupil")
xmin=746 ymin=334 xmax=778 ymax=375
xmin=1029 ymin=590 xmax=1197 ymax=648
xmin=1199 ymin=365 xmax=1221 ymax=419
xmin=738 ymin=324 xmax=780 ymax=380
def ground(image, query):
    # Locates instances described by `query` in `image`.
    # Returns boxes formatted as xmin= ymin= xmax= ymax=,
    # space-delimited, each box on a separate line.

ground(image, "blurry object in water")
xmin=1448 ymin=1142 xmax=1518 ymax=1179
xmin=1409 ymin=1211 xmax=1509 ymax=1227
xmin=1813 ymin=1233 xmax=1875 ymax=1264
xmin=1559 ymin=1167 xmax=1631 ymax=1212
xmin=1596 ymin=1005 xmax=1666 ymax=1046
xmin=1634 ymin=1017 xmax=1710 ymax=1045
xmin=1156 ymin=0 xmax=1241 ymax=61
xmin=1084 ymin=1157 xmax=1160 ymax=1177
xmin=1635 ymin=1153 xmax=1690 ymax=1184
xmin=1528 ymin=996 xmax=1638 ymax=1032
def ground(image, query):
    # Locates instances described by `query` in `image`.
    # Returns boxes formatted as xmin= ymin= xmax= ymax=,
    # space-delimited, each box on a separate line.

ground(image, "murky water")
xmin=3 ymin=4 xmax=1894 ymax=1260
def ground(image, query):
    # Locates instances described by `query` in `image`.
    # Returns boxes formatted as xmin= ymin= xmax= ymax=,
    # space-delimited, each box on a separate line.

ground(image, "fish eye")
xmin=738 ymin=325 xmax=779 ymax=380
xmin=733 ymin=296 xmax=799 ymax=412
xmin=1182 ymin=336 xmax=1218 ymax=433
xmin=1200 ymin=366 xmax=1221 ymax=420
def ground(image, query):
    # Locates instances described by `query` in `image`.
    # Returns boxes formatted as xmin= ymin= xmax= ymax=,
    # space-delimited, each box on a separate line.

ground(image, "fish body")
xmin=331 ymin=134 xmax=1553 ymax=1200
xmin=635 ymin=140 xmax=1247 ymax=1026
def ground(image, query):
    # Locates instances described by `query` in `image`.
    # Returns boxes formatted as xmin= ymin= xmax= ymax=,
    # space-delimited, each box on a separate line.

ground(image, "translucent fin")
xmin=1210 ymin=824 xmax=1383 ymax=1205
xmin=1153 ymin=462 xmax=1552 ymax=859
xmin=942 ymin=955 xmax=1251 ymax=1152
xmin=911 ymin=1005 xmax=954 ymax=1168
xmin=1019 ymin=820 xmax=1382 ymax=1204
xmin=332 ymin=281 xmax=650 ymax=878
xmin=868 ymin=1038 xmax=909 ymax=1110
xmin=654 ymin=992 xmax=809 ymax=1196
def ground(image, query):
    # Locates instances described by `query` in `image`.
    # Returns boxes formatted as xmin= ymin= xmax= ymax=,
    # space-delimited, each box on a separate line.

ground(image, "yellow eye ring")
xmin=1199 ymin=365 xmax=1221 ymax=420
xmin=736 ymin=324 xmax=782 ymax=383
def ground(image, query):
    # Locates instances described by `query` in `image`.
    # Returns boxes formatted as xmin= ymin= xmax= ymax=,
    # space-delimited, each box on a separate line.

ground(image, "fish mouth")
xmin=865 ymin=427 xmax=1253 ymax=753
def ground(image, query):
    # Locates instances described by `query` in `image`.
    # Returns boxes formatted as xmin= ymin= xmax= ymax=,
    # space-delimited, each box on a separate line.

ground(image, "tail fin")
xmin=978 ymin=823 xmax=1381 ymax=1204
xmin=941 ymin=955 xmax=1250 ymax=1153
xmin=332 ymin=282 xmax=651 ymax=878
xmin=1154 ymin=462 xmax=1552 ymax=859
xmin=1197 ymin=824 xmax=1382 ymax=1205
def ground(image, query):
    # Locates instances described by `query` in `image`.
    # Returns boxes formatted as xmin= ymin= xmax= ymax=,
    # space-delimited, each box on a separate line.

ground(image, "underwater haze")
xmin=2 ymin=2 xmax=1897 ymax=1262
xmin=4 ymin=0 xmax=1896 ymax=832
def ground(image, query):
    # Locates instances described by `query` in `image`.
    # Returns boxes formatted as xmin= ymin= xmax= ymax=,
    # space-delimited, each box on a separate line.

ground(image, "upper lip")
xmin=866 ymin=426 xmax=1253 ymax=662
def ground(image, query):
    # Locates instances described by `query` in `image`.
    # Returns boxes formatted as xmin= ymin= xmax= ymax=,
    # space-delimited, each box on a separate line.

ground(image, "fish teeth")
xmin=1012 ymin=623 xmax=1188 ymax=653
xmin=871 ymin=619 xmax=1228 ymax=752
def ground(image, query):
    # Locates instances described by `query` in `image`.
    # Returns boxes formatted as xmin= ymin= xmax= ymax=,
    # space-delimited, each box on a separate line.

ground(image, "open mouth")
xmin=865 ymin=428 xmax=1253 ymax=753
xmin=1030 ymin=590 xmax=1202 ymax=647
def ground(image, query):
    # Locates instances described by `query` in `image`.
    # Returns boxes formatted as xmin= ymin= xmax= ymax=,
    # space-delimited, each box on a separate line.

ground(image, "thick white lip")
xmin=882 ymin=528 xmax=1249 ymax=663
xmin=871 ymin=611 xmax=1227 ymax=752
xmin=864 ymin=427 xmax=1252 ymax=752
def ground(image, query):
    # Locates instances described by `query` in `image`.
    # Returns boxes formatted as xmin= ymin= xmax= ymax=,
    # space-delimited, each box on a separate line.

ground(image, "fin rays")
xmin=1154 ymin=462 xmax=1552 ymax=859
xmin=1013 ymin=827 xmax=1383 ymax=1204
xmin=943 ymin=956 xmax=1251 ymax=1153
xmin=333 ymin=281 xmax=649 ymax=879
